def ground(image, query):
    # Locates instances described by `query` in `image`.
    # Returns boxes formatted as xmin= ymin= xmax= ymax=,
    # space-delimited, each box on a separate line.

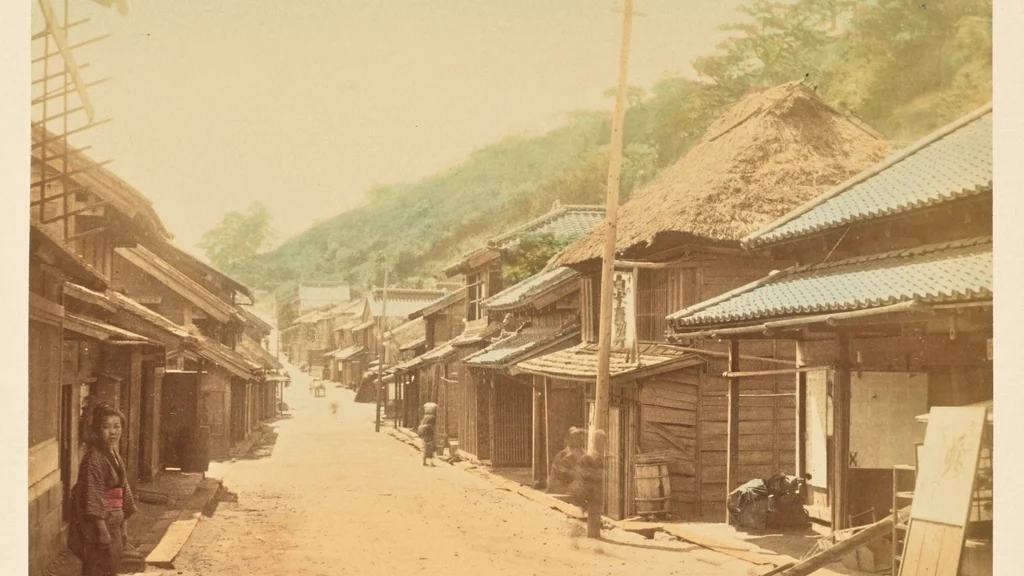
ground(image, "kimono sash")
xmin=104 ymin=487 xmax=124 ymax=510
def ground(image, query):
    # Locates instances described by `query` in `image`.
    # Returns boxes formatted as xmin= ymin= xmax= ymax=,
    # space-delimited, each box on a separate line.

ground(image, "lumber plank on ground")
xmin=661 ymin=525 xmax=780 ymax=566
xmin=145 ymin=518 xmax=200 ymax=567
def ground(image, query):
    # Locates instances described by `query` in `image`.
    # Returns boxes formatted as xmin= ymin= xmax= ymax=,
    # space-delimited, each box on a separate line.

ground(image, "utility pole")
xmin=590 ymin=0 xmax=636 ymax=539
xmin=375 ymin=254 xmax=389 ymax=433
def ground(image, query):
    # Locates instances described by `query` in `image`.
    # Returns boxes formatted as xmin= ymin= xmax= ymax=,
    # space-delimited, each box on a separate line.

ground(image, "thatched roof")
xmin=559 ymin=82 xmax=889 ymax=266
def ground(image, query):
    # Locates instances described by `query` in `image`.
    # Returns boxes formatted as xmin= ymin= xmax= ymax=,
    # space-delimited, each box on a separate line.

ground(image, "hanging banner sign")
xmin=610 ymin=270 xmax=636 ymax=353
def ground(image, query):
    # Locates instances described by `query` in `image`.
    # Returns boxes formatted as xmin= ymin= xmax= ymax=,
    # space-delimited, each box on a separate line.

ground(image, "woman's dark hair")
xmin=89 ymin=402 xmax=126 ymax=445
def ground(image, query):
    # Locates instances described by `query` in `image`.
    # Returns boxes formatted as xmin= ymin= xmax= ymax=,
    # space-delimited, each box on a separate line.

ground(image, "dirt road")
xmin=173 ymin=366 xmax=755 ymax=576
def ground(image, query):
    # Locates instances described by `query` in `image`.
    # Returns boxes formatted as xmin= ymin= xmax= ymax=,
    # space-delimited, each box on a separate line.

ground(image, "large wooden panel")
xmin=849 ymin=372 xmax=928 ymax=468
xmin=898 ymin=406 xmax=987 ymax=576
xmin=806 ymin=370 xmax=829 ymax=489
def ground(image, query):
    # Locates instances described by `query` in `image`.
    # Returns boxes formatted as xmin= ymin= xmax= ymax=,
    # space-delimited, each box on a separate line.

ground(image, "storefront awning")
xmin=464 ymin=326 xmax=579 ymax=370
xmin=329 ymin=345 xmax=366 ymax=361
xmin=64 ymin=313 xmax=158 ymax=346
xmin=513 ymin=341 xmax=704 ymax=385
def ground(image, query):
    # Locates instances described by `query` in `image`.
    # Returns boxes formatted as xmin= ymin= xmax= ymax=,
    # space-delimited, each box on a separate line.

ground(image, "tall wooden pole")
xmin=590 ymin=0 xmax=636 ymax=539
xmin=375 ymin=255 xmax=388 ymax=433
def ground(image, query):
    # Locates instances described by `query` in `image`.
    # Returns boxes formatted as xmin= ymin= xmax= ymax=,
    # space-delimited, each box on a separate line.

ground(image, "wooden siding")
xmin=639 ymin=373 xmax=700 ymax=518
xmin=491 ymin=375 xmax=533 ymax=467
xmin=699 ymin=355 xmax=796 ymax=518
xmin=459 ymin=370 xmax=479 ymax=457
xmin=579 ymin=277 xmax=599 ymax=343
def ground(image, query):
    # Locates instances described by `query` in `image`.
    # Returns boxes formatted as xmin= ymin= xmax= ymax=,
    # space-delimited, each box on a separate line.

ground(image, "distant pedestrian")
xmin=67 ymin=403 xmax=138 ymax=576
xmin=417 ymin=402 xmax=438 ymax=467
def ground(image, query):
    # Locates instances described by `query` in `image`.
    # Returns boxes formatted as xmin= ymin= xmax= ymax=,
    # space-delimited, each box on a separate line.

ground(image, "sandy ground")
xmin=173 ymin=365 xmax=763 ymax=576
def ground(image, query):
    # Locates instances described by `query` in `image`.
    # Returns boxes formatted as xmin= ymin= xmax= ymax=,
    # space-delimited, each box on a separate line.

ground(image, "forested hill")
xmin=217 ymin=0 xmax=992 ymax=295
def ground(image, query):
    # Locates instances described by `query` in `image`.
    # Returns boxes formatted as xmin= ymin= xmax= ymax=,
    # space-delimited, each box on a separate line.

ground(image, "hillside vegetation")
xmin=215 ymin=0 xmax=992 ymax=294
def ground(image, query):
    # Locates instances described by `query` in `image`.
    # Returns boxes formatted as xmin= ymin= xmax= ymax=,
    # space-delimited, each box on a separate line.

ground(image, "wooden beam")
xmin=663 ymin=344 xmax=797 ymax=366
xmin=832 ymin=333 xmax=852 ymax=531
xmin=614 ymin=259 xmax=701 ymax=270
xmin=795 ymin=341 xmax=808 ymax=480
xmin=774 ymin=508 xmax=908 ymax=576
xmin=722 ymin=366 xmax=830 ymax=378
xmin=726 ymin=339 xmax=740 ymax=525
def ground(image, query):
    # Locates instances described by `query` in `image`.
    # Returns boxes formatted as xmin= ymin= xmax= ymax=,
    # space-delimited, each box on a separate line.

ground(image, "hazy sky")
xmin=32 ymin=0 xmax=743 ymax=256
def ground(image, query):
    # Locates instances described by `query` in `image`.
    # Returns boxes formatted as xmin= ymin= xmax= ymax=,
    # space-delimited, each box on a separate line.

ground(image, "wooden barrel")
xmin=634 ymin=462 xmax=671 ymax=516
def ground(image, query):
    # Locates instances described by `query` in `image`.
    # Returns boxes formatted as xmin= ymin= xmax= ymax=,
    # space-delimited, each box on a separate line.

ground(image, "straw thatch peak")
xmin=558 ymin=81 xmax=889 ymax=266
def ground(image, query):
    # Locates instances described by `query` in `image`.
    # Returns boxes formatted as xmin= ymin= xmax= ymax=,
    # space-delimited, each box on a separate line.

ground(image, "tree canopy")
xmin=198 ymin=202 xmax=276 ymax=278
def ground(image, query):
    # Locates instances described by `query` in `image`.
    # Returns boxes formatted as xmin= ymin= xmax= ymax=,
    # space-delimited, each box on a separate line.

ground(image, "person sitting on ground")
xmin=417 ymin=402 xmax=438 ymax=467
xmin=68 ymin=403 xmax=139 ymax=576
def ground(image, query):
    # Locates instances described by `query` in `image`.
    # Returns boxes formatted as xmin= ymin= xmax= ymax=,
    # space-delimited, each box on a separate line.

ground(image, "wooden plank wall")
xmin=699 ymin=354 xmax=796 ymax=519
xmin=579 ymin=277 xmax=599 ymax=343
xmin=639 ymin=372 xmax=700 ymax=518
xmin=636 ymin=268 xmax=691 ymax=343
xmin=459 ymin=370 xmax=479 ymax=458
xmin=492 ymin=375 xmax=532 ymax=467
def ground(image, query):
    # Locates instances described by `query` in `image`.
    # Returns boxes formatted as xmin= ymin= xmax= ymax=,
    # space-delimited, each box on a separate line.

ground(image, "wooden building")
xmin=437 ymin=203 xmax=605 ymax=464
xmin=667 ymin=105 xmax=993 ymax=540
xmin=28 ymin=223 xmax=112 ymax=574
xmin=398 ymin=289 xmax=467 ymax=431
xmin=110 ymin=244 xmax=264 ymax=460
xmin=29 ymin=119 xmax=184 ymax=573
xmin=275 ymin=281 xmax=352 ymax=341
xmin=552 ymin=82 xmax=889 ymax=521
xmin=460 ymin=265 xmax=582 ymax=472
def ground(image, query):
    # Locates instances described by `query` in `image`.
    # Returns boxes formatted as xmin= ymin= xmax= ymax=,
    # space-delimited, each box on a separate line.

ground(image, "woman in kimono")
xmin=69 ymin=403 xmax=138 ymax=576
xmin=417 ymin=402 xmax=438 ymax=467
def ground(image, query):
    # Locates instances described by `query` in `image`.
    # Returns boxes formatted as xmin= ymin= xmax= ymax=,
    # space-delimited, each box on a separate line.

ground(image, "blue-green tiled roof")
xmin=482 ymin=266 xmax=578 ymax=311
xmin=668 ymin=237 xmax=992 ymax=327
xmin=746 ymin=106 xmax=992 ymax=248
xmin=463 ymin=326 xmax=579 ymax=369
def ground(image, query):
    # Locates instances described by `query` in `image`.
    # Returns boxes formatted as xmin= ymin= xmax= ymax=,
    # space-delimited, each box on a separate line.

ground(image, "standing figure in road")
xmin=68 ymin=403 xmax=139 ymax=576
xmin=417 ymin=402 xmax=438 ymax=467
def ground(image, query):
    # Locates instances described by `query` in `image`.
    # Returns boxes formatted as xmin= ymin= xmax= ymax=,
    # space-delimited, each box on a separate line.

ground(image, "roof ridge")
xmin=701 ymin=81 xmax=805 ymax=145
xmin=744 ymin=103 xmax=993 ymax=247
xmin=798 ymin=236 xmax=992 ymax=273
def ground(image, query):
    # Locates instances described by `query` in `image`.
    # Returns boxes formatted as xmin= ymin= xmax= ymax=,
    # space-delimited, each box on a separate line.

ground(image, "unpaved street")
xmin=174 ymin=366 xmax=754 ymax=576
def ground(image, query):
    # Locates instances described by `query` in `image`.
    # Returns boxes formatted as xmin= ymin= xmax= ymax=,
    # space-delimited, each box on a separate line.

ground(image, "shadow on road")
xmin=203 ymin=485 xmax=239 ymax=518
xmin=241 ymin=425 xmax=281 ymax=460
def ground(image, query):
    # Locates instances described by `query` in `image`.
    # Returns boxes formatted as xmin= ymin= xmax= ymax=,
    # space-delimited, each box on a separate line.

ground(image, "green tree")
xmin=198 ymin=202 xmax=276 ymax=272
xmin=502 ymin=233 xmax=575 ymax=286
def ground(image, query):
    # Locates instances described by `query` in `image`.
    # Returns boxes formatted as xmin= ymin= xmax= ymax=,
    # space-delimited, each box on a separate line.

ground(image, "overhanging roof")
xmin=329 ymin=345 xmax=367 ymax=361
xmin=105 ymin=289 xmax=193 ymax=341
xmin=115 ymin=245 xmax=243 ymax=325
xmin=667 ymin=237 xmax=992 ymax=337
xmin=30 ymin=221 xmax=108 ymax=291
xmin=64 ymin=314 xmax=157 ymax=346
xmin=411 ymin=287 xmax=467 ymax=319
xmin=745 ymin=104 xmax=992 ymax=248
xmin=513 ymin=342 xmax=705 ymax=384
xmin=195 ymin=334 xmax=259 ymax=380
xmin=463 ymin=326 xmax=580 ymax=370
xmin=483 ymin=266 xmax=579 ymax=312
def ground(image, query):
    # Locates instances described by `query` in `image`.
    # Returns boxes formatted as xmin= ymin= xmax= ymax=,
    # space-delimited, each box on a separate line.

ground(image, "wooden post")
xmin=832 ymin=332 xmax=852 ymax=531
xmin=726 ymin=339 xmax=740 ymax=524
xmin=591 ymin=0 xmax=636 ymax=539
xmin=544 ymin=378 xmax=552 ymax=480
xmin=375 ymin=255 xmax=388 ymax=433
xmin=795 ymin=341 xmax=808 ymax=479
xmin=533 ymin=380 xmax=542 ymax=485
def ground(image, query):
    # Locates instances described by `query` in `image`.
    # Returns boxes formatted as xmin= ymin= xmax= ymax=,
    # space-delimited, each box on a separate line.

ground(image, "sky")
xmin=30 ymin=0 xmax=744 ymax=256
